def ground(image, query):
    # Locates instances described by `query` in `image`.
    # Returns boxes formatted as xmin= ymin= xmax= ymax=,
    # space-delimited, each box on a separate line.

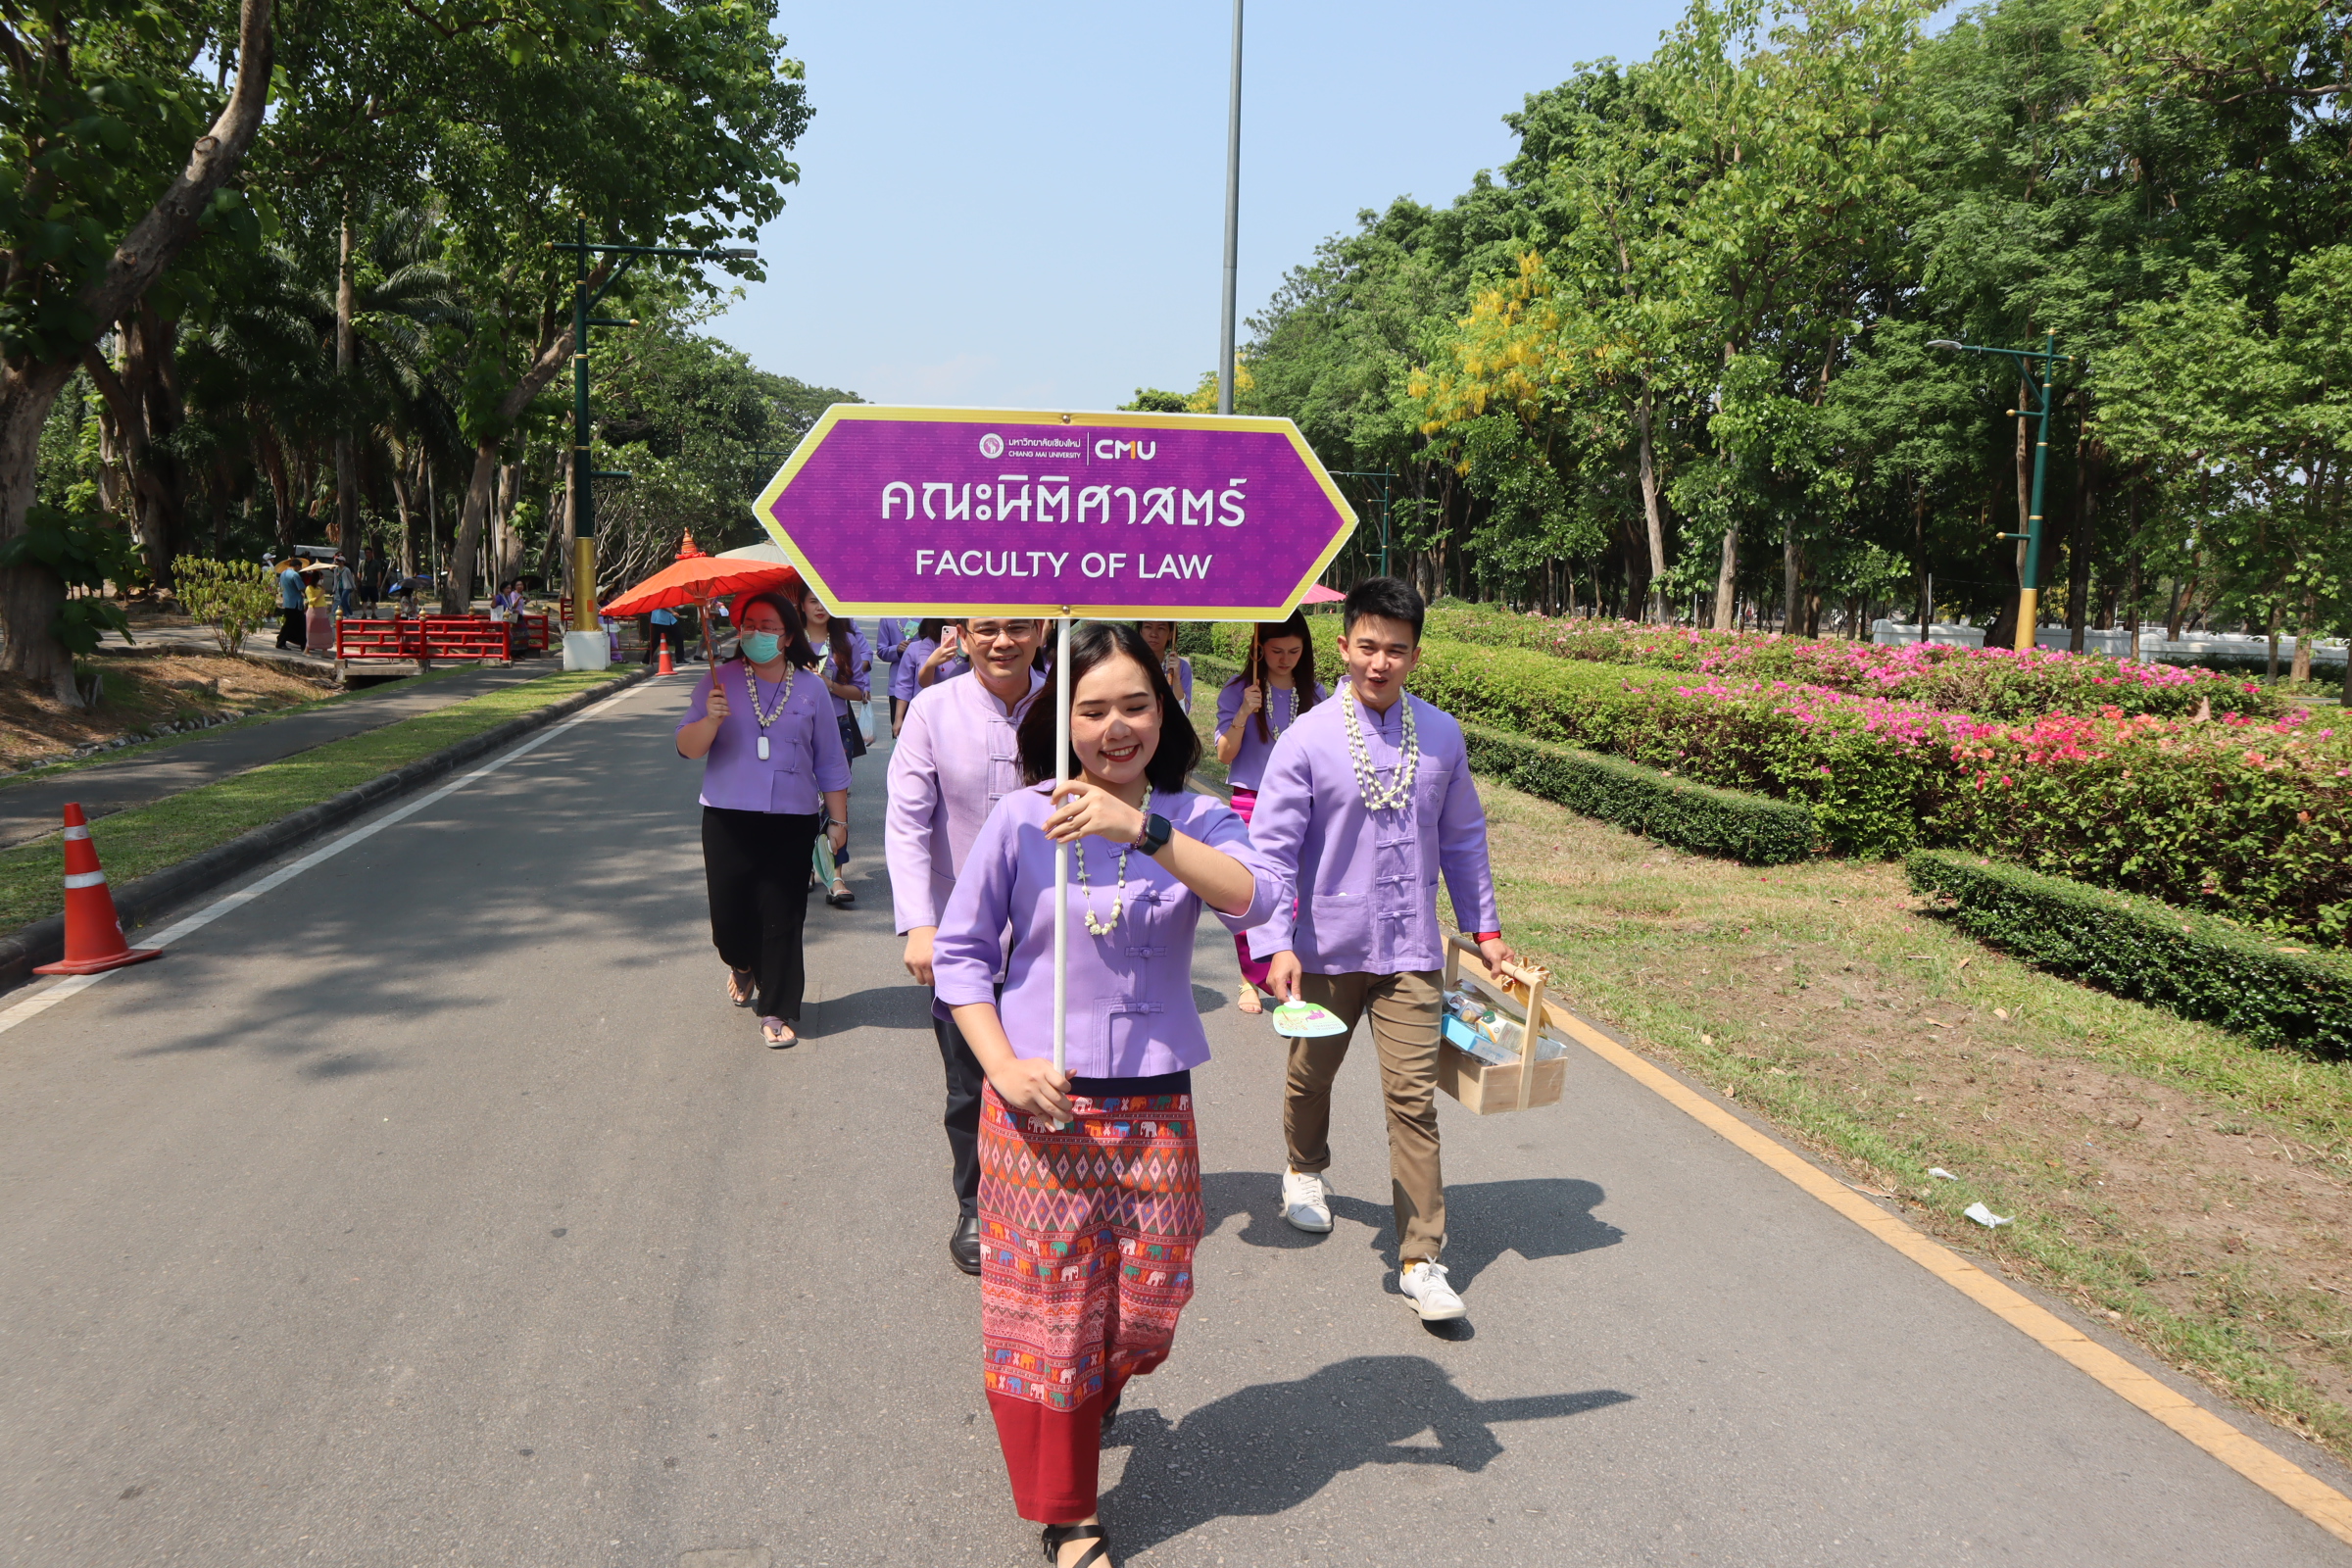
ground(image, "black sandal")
xmin=1040 ymin=1523 xmax=1110 ymax=1568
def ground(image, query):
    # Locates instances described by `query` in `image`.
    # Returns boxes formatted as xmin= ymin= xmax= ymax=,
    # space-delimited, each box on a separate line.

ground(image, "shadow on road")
xmin=1201 ymin=1171 xmax=1623 ymax=1289
xmin=1101 ymin=1354 xmax=1631 ymax=1556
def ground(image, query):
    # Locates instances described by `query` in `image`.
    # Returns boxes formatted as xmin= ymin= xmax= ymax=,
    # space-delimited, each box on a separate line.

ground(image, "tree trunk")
xmin=0 ymin=0 xmax=275 ymax=686
xmin=389 ymin=460 xmax=416 ymax=580
xmin=2293 ymin=587 xmax=2316 ymax=682
xmin=1912 ymin=484 xmax=1931 ymax=636
xmin=2266 ymin=600 xmax=2280 ymax=677
xmin=2067 ymin=427 xmax=2094 ymax=652
xmin=2126 ymin=550 xmax=2142 ymax=662
xmin=1711 ymin=521 xmax=1738 ymax=631
xmin=1634 ymin=387 xmax=1668 ymax=622
xmin=0 ymin=360 xmax=86 ymax=700
xmin=1782 ymin=534 xmax=1800 ymax=636
xmin=333 ymin=199 xmax=359 ymax=552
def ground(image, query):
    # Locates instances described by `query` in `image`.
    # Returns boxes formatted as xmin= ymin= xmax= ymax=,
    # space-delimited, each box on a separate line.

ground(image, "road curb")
xmin=0 ymin=667 xmax=652 ymax=993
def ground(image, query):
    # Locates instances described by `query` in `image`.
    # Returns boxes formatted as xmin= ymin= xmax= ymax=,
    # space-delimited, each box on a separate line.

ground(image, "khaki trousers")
xmin=1283 ymin=970 xmax=1446 ymax=1265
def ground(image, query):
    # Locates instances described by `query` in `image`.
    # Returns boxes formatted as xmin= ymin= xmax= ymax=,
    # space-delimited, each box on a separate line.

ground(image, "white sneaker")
xmin=1397 ymin=1260 xmax=1466 ymax=1321
xmin=1280 ymin=1167 xmax=1333 ymax=1234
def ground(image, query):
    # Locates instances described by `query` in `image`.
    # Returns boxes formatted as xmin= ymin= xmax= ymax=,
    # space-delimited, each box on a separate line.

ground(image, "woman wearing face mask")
xmin=800 ymin=587 xmax=871 ymax=907
xmin=930 ymin=622 xmax=1281 ymax=1568
xmin=675 ymin=592 xmax=851 ymax=1049
xmin=1212 ymin=612 xmax=1325 ymax=1014
xmin=1134 ymin=620 xmax=1191 ymax=710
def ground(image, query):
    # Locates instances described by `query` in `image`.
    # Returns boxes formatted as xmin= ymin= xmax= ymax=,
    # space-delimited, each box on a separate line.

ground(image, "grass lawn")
xmin=0 ymin=668 xmax=629 ymax=933
xmin=1177 ymin=674 xmax=2352 ymax=1463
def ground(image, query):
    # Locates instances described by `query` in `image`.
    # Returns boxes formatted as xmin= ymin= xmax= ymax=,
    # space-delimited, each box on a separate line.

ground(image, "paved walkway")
xmin=0 ymin=662 xmax=562 ymax=849
xmin=0 ymin=680 xmax=2344 ymax=1564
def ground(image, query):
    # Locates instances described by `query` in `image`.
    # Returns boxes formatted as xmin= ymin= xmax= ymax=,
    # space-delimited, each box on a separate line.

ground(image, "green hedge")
xmin=1462 ymin=724 xmax=1817 ymax=864
xmin=1905 ymin=850 xmax=2352 ymax=1055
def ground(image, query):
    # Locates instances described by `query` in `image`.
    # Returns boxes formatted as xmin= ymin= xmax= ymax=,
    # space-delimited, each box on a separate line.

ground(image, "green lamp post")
xmin=1928 ymin=332 xmax=2071 ymax=652
xmin=547 ymin=220 xmax=756 ymax=663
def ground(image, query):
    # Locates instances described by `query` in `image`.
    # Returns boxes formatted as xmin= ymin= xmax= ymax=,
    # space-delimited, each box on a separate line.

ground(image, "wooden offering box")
xmin=1437 ymin=933 xmax=1569 ymax=1115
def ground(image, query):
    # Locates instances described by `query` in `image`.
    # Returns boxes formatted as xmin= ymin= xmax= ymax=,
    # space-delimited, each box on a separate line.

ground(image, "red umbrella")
xmin=601 ymin=533 xmax=803 ymax=617
xmin=1302 ymin=583 xmax=1345 ymax=604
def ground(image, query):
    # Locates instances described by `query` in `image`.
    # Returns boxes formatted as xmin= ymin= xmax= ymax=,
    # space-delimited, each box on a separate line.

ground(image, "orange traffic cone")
xmin=34 ymin=804 xmax=162 ymax=975
xmin=657 ymin=637 xmax=675 ymax=676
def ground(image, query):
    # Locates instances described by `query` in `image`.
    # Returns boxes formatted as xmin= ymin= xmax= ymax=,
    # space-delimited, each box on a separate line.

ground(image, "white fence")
xmin=1871 ymin=620 xmax=2347 ymax=669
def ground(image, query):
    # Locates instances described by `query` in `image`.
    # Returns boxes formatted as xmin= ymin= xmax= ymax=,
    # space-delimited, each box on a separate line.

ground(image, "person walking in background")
xmin=885 ymin=616 xmax=1050 ymax=1276
xmin=932 ymin=621 xmax=1277 ymax=1568
xmin=1250 ymin=577 xmax=1515 ymax=1324
xmin=914 ymin=621 xmax=972 ymax=692
xmin=800 ymin=586 xmax=871 ymax=908
xmin=645 ymin=605 xmax=682 ymax=665
xmin=357 ymin=545 xmax=385 ymax=612
xmin=889 ymin=617 xmax=948 ymax=736
xmin=1212 ymin=611 xmax=1325 ymax=1015
xmin=1136 ymin=620 xmax=1192 ymax=709
xmin=875 ymin=614 xmax=909 ymax=723
xmin=674 ymin=592 xmax=850 ymax=1050
xmin=274 ymin=559 xmax=305 ymax=650
xmin=330 ymin=553 xmax=357 ymax=615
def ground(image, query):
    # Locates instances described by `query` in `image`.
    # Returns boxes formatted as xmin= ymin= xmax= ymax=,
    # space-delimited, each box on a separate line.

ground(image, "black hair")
xmin=1018 ymin=621 xmax=1199 ymax=793
xmin=917 ymin=616 xmax=946 ymax=642
xmin=1342 ymin=576 xmax=1425 ymax=642
xmin=800 ymin=587 xmax=855 ymax=687
xmin=1247 ymin=610 xmax=1318 ymax=744
xmin=734 ymin=592 xmax=819 ymax=669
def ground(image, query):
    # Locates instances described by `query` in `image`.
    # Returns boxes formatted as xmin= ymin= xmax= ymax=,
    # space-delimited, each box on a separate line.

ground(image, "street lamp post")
xmin=1216 ymin=0 xmax=1243 ymax=416
xmin=1928 ymin=332 xmax=2071 ymax=652
xmin=547 ymin=220 xmax=756 ymax=667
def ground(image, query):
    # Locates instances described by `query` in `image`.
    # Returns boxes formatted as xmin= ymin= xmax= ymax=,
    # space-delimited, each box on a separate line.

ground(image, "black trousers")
xmin=276 ymin=608 xmax=305 ymax=648
xmin=934 ymin=1005 xmax=987 ymax=1218
xmin=644 ymin=620 xmax=683 ymax=663
xmin=701 ymin=807 xmax=820 ymax=1020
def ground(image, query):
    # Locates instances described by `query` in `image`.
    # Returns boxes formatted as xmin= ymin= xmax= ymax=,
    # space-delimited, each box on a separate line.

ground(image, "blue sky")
xmin=705 ymin=2 xmax=1695 ymax=412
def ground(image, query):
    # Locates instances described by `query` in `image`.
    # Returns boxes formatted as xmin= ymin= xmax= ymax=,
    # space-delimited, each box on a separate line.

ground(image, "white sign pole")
xmin=1052 ymin=614 xmax=1071 ymax=1088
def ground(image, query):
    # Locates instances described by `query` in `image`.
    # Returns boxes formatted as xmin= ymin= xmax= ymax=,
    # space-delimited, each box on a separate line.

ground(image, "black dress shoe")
xmin=950 ymin=1214 xmax=982 ymax=1276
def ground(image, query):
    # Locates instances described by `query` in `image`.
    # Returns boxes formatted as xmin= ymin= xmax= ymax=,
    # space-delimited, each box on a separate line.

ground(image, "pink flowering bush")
xmin=1417 ymin=603 xmax=2280 ymax=722
xmin=1404 ymin=639 xmax=2352 ymax=943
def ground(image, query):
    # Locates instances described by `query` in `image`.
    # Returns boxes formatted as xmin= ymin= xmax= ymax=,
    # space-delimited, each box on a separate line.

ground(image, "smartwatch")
xmin=1132 ymin=811 xmax=1173 ymax=858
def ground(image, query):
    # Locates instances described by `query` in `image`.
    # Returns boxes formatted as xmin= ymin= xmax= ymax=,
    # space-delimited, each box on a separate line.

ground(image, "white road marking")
xmin=0 ymin=677 xmax=658 ymax=1040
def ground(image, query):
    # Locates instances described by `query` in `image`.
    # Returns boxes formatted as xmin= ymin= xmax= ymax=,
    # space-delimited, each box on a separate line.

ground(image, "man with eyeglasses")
xmin=885 ymin=616 xmax=1052 ymax=1275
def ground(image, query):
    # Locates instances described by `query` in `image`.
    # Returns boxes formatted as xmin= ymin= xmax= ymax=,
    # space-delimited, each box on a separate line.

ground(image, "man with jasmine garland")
xmin=1251 ymin=576 xmax=1514 ymax=1322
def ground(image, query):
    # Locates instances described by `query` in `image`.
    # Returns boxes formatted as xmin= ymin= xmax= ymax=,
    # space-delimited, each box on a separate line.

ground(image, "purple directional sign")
xmin=751 ymin=406 xmax=1356 ymax=619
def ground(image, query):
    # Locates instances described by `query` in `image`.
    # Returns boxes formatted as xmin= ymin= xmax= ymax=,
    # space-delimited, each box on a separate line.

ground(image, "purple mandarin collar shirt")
xmin=931 ymin=785 xmax=1284 ymax=1078
xmin=1214 ymin=675 xmax=1328 ymax=793
xmin=885 ymin=668 xmax=1046 ymax=932
xmin=678 ymin=660 xmax=853 ymax=814
xmin=1245 ymin=688 xmax=1500 ymax=976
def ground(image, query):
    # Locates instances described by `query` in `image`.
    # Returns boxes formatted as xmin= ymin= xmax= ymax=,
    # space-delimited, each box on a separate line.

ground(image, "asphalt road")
xmin=0 ymin=675 xmax=2345 ymax=1567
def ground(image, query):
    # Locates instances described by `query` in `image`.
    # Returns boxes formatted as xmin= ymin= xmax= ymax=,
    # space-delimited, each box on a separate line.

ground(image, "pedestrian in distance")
xmin=645 ymin=605 xmax=683 ymax=665
xmin=1211 ymin=611 xmax=1326 ymax=1015
xmin=674 ymin=592 xmax=851 ymax=1050
xmin=913 ymin=619 xmax=973 ymax=692
xmin=1250 ymin=576 xmax=1515 ymax=1323
xmin=885 ymin=616 xmax=1050 ymax=1276
xmin=274 ymin=559 xmax=305 ymax=649
xmin=1135 ymin=620 xmax=1192 ymax=709
xmin=875 ymin=613 xmax=909 ymax=721
xmin=357 ymin=544 xmax=385 ymax=612
xmin=330 ymin=553 xmax=357 ymax=615
xmin=931 ymin=620 xmax=1279 ymax=1568
xmin=800 ymin=586 xmax=871 ymax=908
xmin=888 ymin=617 xmax=950 ymax=736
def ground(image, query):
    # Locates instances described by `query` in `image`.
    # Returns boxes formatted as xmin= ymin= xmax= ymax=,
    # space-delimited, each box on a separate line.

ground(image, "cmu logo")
xmin=1093 ymin=437 xmax=1157 ymax=461
xmin=978 ymin=432 xmax=1004 ymax=459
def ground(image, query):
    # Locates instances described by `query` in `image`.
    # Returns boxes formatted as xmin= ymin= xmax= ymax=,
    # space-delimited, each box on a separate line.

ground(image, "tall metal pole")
xmin=1216 ymin=0 xmax=1244 ymax=417
xmin=1051 ymin=614 xmax=1071 ymax=1107
xmin=2015 ymin=330 xmax=2057 ymax=653
xmin=570 ymin=219 xmax=597 ymax=634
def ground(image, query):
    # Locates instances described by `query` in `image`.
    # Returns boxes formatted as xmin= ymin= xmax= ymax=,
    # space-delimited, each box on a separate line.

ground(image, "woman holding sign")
xmin=930 ymin=622 xmax=1279 ymax=1567
xmin=675 ymin=593 xmax=850 ymax=1049
xmin=1212 ymin=611 xmax=1325 ymax=1014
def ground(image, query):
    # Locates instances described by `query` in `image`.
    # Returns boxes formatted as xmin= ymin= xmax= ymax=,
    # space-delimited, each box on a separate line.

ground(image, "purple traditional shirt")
xmin=875 ymin=616 xmax=908 ymax=665
xmin=889 ymin=637 xmax=970 ymax=703
xmin=932 ymin=785 xmax=1283 ymax=1077
xmin=815 ymin=624 xmax=871 ymax=717
xmin=678 ymin=659 xmax=853 ymax=814
xmin=1214 ymin=675 xmax=1328 ymax=793
xmin=1245 ymin=688 xmax=1500 ymax=975
xmin=885 ymin=668 xmax=1047 ymax=932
